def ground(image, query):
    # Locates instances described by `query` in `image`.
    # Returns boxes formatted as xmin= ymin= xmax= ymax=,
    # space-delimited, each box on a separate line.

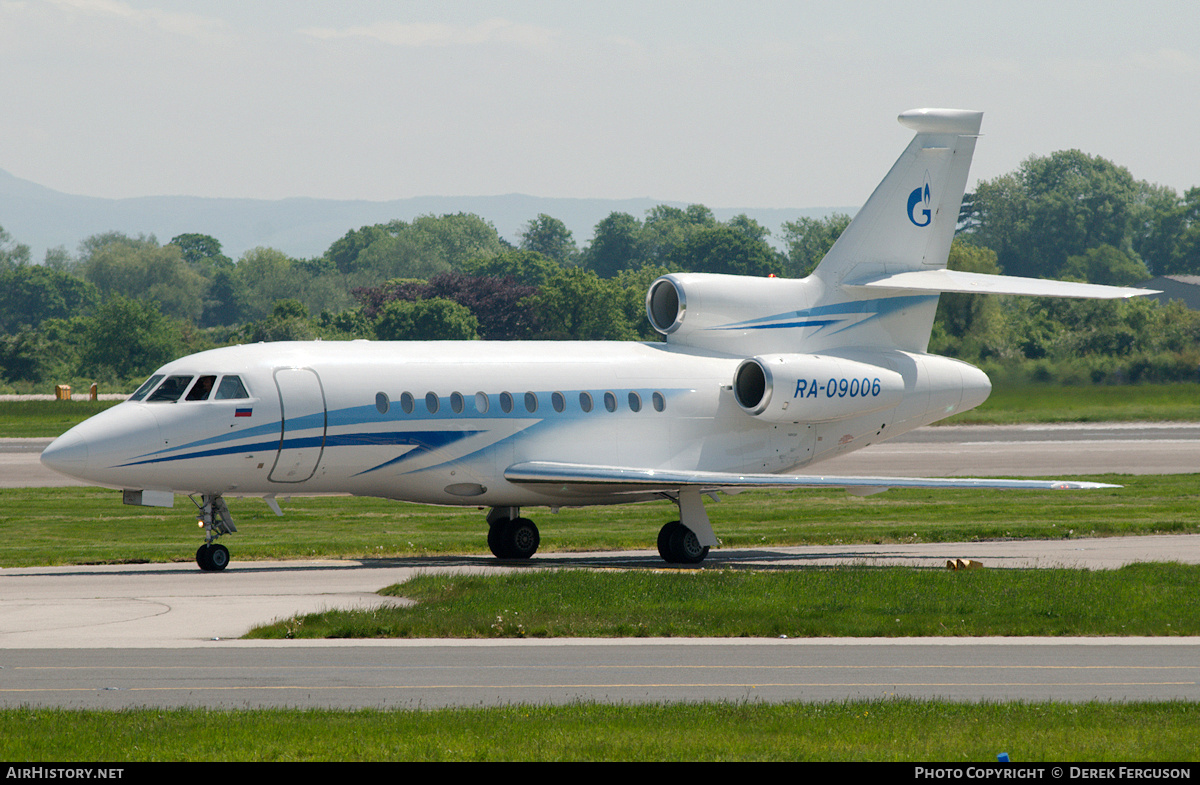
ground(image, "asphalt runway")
xmin=2 ymin=423 xmax=1198 ymax=709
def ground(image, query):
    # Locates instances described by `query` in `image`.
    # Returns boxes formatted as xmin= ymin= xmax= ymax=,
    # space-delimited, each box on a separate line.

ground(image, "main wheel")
xmin=657 ymin=521 xmax=709 ymax=564
xmin=657 ymin=521 xmax=678 ymax=561
xmin=488 ymin=518 xmax=540 ymax=560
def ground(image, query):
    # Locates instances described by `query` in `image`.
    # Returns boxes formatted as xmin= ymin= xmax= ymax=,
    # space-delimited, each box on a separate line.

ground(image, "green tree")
xmin=664 ymin=224 xmax=782 ymax=277
xmin=524 ymin=267 xmax=635 ymax=340
xmin=0 ymin=225 xmax=31 ymax=270
xmin=79 ymin=296 xmax=186 ymax=381
xmin=374 ymin=298 xmax=480 ymax=341
xmin=1061 ymin=244 xmax=1150 ymax=286
xmin=78 ymin=233 xmax=207 ymax=322
xmin=0 ymin=264 xmax=100 ymax=332
xmin=461 ymin=249 xmax=563 ymax=288
xmin=964 ymin=150 xmax=1145 ymax=279
xmin=582 ymin=212 xmax=647 ymax=278
xmin=519 ymin=214 xmax=577 ymax=266
xmin=780 ymin=213 xmax=852 ymax=277
xmin=169 ymin=233 xmax=233 ymax=276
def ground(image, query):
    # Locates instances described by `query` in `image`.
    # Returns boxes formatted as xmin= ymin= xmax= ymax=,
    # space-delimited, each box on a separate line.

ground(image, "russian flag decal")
xmin=235 ymin=408 xmax=253 ymax=418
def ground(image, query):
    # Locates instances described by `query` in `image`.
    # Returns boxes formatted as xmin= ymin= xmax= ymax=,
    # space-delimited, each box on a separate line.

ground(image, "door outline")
xmin=268 ymin=367 xmax=327 ymax=483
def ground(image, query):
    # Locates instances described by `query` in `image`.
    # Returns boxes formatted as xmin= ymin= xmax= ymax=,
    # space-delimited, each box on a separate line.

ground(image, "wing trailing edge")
xmin=504 ymin=461 xmax=1119 ymax=495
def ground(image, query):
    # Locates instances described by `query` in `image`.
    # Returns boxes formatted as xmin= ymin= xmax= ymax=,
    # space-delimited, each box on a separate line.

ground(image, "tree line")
xmin=1 ymin=147 xmax=1199 ymax=392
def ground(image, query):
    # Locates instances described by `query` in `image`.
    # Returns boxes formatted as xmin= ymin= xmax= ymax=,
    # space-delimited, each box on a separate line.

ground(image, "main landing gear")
xmin=486 ymin=488 xmax=719 ymax=565
xmin=656 ymin=520 xmax=709 ymax=564
xmin=192 ymin=494 xmax=237 ymax=571
xmin=486 ymin=507 xmax=540 ymax=560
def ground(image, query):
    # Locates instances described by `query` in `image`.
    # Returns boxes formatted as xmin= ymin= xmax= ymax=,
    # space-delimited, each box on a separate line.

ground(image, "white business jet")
xmin=41 ymin=109 xmax=1150 ymax=571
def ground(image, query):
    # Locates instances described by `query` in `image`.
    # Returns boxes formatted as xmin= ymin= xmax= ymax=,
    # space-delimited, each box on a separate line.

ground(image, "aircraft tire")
xmin=487 ymin=524 xmax=511 ymax=559
xmin=657 ymin=521 xmax=678 ymax=561
xmin=506 ymin=518 xmax=540 ymax=559
xmin=488 ymin=518 xmax=539 ymax=560
xmin=660 ymin=521 xmax=708 ymax=565
xmin=196 ymin=543 xmax=230 ymax=572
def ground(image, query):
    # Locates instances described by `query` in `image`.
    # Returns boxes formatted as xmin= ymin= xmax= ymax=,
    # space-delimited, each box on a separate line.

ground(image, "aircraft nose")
xmin=41 ymin=429 xmax=90 ymax=477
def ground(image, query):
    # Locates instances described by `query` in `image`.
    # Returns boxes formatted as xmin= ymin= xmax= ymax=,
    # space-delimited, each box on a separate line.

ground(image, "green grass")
xmin=248 ymin=563 xmax=1200 ymax=639
xmin=3 ymin=474 xmax=1198 ymax=568
xmin=0 ymin=400 xmax=121 ymax=437
xmin=1 ymin=701 xmax=1197 ymax=761
xmin=945 ymin=382 xmax=1200 ymax=424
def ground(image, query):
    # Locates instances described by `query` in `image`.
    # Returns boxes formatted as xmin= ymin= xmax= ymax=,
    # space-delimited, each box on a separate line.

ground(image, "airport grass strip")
xmin=1 ymin=701 xmax=1198 ymax=761
xmin=944 ymin=382 xmax=1200 ymax=424
xmin=2 ymin=474 xmax=1198 ymax=568
xmin=247 ymin=562 xmax=1200 ymax=639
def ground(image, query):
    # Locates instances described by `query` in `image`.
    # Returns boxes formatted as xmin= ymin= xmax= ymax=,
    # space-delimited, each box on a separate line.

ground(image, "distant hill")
xmin=0 ymin=168 xmax=854 ymax=263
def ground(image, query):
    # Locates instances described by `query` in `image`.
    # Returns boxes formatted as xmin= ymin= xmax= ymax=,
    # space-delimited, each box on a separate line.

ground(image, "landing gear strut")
xmin=486 ymin=507 xmax=540 ymax=560
xmin=191 ymin=494 xmax=237 ymax=571
xmin=657 ymin=488 xmax=717 ymax=565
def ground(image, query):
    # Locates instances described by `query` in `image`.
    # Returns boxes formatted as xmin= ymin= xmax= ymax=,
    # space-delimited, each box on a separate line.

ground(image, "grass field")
xmin=3 ymin=701 xmax=1197 ymax=761
xmin=3 ymin=473 xmax=1197 ymax=567
xmin=248 ymin=562 xmax=1200 ymax=639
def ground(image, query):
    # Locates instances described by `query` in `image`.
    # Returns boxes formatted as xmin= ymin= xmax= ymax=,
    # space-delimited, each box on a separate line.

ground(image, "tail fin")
xmin=805 ymin=108 xmax=982 ymax=352
xmin=814 ymin=108 xmax=983 ymax=286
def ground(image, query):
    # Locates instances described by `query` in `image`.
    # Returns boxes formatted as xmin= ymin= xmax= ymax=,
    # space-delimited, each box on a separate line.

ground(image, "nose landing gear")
xmin=191 ymin=494 xmax=237 ymax=571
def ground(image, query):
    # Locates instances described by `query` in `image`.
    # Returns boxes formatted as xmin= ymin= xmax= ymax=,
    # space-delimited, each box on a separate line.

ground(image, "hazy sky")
xmin=2 ymin=0 xmax=1197 ymax=209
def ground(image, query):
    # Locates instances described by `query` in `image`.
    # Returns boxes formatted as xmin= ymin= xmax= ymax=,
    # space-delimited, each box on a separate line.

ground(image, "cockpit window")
xmin=186 ymin=375 xmax=217 ymax=401
xmin=146 ymin=375 xmax=194 ymax=403
xmin=129 ymin=374 xmax=164 ymax=402
xmin=214 ymin=375 xmax=249 ymax=400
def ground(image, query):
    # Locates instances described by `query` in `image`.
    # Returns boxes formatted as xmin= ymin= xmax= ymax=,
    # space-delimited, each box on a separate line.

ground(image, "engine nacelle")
xmin=646 ymin=273 xmax=815 ymax=352
xmin=733 ymin=353 xmax=905 ymax=423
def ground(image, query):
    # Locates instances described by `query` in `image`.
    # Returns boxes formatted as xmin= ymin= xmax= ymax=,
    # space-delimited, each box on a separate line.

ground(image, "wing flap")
xmin=504 ymin=461 xmax=1119 ymax=494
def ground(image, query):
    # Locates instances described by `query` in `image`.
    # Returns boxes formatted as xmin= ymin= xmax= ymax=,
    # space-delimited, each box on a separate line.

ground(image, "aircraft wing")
xmin=504 ymin=461 xmax=1119 ymax=496
xmin=843 ymin=269 xmax=1156 ymax=299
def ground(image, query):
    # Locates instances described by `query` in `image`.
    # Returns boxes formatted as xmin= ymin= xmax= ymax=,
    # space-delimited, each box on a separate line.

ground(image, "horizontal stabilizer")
xmin=504 ymin=461 xmax=1118 ymax=494
xmin=844 ymin=269 xmax=1156 ymax=300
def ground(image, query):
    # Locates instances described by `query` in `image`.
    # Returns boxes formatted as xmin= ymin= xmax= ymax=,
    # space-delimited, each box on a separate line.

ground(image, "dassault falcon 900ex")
xmin=41 ymin=109 xmax=1151 ymax=571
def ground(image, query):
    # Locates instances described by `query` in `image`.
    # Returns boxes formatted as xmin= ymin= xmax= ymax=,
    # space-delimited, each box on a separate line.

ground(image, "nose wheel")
xmin=191 ymin=494 xmax=237 ymax=571
xmin=196 ymin=543 xmax=230 ymax=571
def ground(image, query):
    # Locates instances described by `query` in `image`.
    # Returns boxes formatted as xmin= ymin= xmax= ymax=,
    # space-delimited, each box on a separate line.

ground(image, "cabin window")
xmin=400 ymin=392 xmax=415 ymax=414
xmin=499 ymin=392 xmax=514 ymax=413
xmin=214 ymin=376 xmax=249 ymax=400
xmin=375 ymin=392 xmax=390 ymax=414
xmin=524 ymin=392 xmax=538 ymax=413
xmin=146 ymin=375 xmax=193 ymax=403
xmin=474 ymin=392 xmax=489 ymax=414
xmin=129 ymin=375 xmax=164 ymax=402
xmin=652 ymin=391 xmax=666 ymax=412
xmin=450 ymin=392 xmax=464 ymax=414
xmin=186 ymin=376 xmax=217 ymax=401
xmin=425 ymin=392 xmax=440 ymax=414
xmin=603 ymin=391 xmax=617 ymax=413
xmin=628 ymin=391 xmax=642 ymax=412
xmin=579 ymin=392 xmax=593 ymax=413
xmin=551 ymin=391 xmax=565 ymax=413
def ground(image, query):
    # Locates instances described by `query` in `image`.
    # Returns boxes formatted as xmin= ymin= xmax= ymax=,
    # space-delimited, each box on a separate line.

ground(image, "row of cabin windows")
xmin=375 ymin=390 xmax=666 ymax=416
xmin=130 ymin=374 xmax=250 ymax=403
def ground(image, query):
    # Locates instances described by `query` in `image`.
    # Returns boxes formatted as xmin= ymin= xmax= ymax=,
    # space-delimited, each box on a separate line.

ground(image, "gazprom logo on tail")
xmin=906 ymin=173 xmax=932 ymax=227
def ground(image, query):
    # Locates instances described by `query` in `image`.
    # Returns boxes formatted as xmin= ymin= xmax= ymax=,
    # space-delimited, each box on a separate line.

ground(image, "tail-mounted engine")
xmin=646 ymin=273 xmax=814 ymax=353
xmin=732 ymin=353 xmax=905 ymax=423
